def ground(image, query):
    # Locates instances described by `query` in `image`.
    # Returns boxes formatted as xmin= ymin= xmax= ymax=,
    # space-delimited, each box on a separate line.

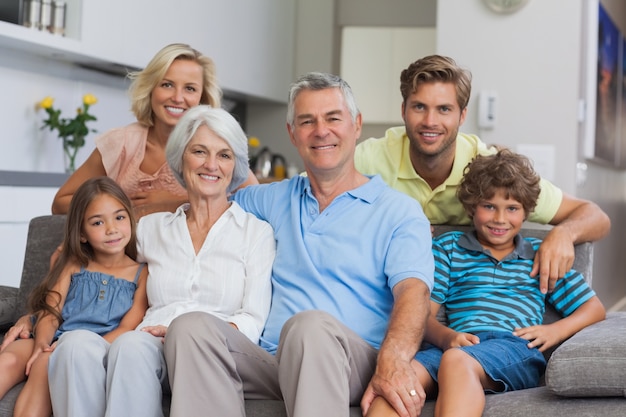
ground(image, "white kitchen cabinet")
xmin=0 ymin=0 xmax=295 ymax=103
xmin=79 ymin=0 xmax=296 ymax=102
xmin=0 ymin=186 xmax=58 ymax=288
xmin=340 ymin=26 xmax=436 ymax=124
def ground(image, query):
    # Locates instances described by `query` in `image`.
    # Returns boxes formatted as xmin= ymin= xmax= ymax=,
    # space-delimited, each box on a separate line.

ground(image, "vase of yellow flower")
xmin=38 ymin=94 xmax=98 ymax=173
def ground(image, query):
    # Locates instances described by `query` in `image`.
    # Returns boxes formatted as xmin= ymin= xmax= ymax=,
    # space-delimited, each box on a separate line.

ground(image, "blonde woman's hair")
xmin=128 ymin=43 xmax=222 ymax=126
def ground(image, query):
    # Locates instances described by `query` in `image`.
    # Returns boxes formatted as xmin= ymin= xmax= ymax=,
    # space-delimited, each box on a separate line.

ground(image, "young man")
xmin=163 ymin=72 xmax=435 ymax=417
xmin=354 ymin=55 xmax=610 ymax=294
xmin=366 ymin=149 xmax=606 ymax=417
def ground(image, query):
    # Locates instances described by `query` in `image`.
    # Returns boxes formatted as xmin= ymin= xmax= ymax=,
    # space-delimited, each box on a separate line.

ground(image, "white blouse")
xmin=136 ymin=202 xmax=275 ymax=343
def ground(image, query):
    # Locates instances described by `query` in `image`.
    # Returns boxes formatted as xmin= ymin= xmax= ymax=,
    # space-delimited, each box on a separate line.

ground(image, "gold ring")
xmin=409 ymin=389 xmax=417 ymax=397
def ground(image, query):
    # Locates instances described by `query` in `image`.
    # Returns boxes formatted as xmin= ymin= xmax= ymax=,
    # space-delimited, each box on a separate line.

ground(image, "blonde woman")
xmin=51 ymin=43 xmax=236 ymax=218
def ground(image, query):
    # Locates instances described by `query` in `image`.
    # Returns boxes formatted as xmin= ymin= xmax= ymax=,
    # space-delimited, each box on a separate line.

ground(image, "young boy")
xmin=366 ymin=149 xmax=606 ymax=417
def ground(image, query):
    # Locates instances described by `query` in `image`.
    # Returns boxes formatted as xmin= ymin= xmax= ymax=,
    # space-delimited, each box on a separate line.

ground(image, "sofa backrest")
xmin=15 ymin=217 xmax=594 ymax=330
xmin=15 ymin=215 xmax=67 ymax=320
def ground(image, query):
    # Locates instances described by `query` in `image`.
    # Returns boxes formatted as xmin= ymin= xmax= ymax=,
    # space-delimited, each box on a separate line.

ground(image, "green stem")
xmin=63 ymin=142 xmax=80 ymax=173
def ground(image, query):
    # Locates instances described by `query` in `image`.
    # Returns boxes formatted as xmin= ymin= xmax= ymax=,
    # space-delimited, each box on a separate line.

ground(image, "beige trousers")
xmin=164 ymin=310 xmax=378 ymax=417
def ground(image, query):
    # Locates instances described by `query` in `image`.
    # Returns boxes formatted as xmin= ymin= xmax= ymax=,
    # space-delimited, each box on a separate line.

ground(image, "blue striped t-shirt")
xmin=432 ymin=231 xmax=595 ymax=333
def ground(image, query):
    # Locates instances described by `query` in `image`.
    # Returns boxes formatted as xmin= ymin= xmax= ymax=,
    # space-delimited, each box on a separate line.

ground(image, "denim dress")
xmin=54 ymin=264 xmax=144 ymax=340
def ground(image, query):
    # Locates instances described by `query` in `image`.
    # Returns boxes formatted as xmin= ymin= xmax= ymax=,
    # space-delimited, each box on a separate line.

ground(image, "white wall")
xmin=0 ymin=47 xmax=133 ymax=173
xmin=0 ymin=186 xmax=59 ymax=287
xmin=438 ymin=0 xmax=582 ymax=193
xmin=437 ymin=0 xmax=626 ymax=308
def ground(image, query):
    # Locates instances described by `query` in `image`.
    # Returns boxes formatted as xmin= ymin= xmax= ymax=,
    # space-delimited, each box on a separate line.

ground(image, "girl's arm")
xmin=26 ymin=264 xmax=74 ymax=373
xmin=102 ymin=265 xmax=149 ymax=343
xmin=514 ymin=296 xmax=606 ymax=352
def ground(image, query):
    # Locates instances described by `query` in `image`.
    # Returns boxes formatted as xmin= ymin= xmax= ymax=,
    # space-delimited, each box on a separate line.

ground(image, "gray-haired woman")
xmin=48 ymin=105 xmax=276 ymax=417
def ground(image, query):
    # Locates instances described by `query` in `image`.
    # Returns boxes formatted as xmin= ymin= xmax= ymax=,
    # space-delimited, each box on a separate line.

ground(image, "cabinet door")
xmin=341 ymin=27 xmax=436 ymax=124
xmin=80 ymin=0 xmax=294 ymax=102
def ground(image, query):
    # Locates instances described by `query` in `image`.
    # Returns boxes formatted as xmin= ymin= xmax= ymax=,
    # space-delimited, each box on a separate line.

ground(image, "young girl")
xmin=0 ymin=176 xmax=148 ymax=417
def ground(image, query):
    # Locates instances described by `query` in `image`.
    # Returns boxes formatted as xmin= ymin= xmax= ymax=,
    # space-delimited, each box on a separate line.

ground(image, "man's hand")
xmin=529 ymin=227 xmax=575 ymax=294
xmin=361 ymin=356 xmax=426 ymax=417
xmin=0 ymin=314 xmax=33 ymax=352
xmin=361 ymin=279 xmax=430 ymax=417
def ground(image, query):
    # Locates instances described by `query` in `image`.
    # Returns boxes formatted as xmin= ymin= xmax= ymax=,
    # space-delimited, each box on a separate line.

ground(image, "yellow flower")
xmin=83 ymin=94 xmax=98 ymax=106
xmin=39 ymin=96 xmax=54 ymax=109
xmin=248 ymin=136 xmax=261 ymax=148
xmin=38 ymin=94 xmax=98 ymax=173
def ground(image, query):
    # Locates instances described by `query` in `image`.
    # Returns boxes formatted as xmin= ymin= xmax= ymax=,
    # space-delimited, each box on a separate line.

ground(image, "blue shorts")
xmin=415 ymin=331 xmax=546 ymax=393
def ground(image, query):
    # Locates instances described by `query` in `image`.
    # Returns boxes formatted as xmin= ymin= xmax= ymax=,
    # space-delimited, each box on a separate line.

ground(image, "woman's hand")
xmin=140 ymin=325 xmax=168 ymax=342
xmin=129 ymin=190 xmax=188 ymax=218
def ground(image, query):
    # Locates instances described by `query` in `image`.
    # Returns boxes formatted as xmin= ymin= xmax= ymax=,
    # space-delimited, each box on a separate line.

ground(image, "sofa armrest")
xmin=0 ymin=285 xmax=19 ymax=330
xmin=545 ymin=311 xmax=626 ymax=397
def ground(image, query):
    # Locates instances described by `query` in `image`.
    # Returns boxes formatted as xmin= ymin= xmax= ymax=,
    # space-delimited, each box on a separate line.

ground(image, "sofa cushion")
xmin=545 ymin=312 xmax=626 ymax=397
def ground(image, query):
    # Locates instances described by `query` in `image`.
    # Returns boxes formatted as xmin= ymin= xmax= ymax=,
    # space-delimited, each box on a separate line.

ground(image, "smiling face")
xmin=81 ymin=194 xmax=132 ymax=259
xmin=182 ymin=124 xmax=235 ymax=200
xmin=472 ymin=188 xmax=526 ymax=257
xmin=402 ymin=81 xmax=467 ymax=160
xmin=286 ymin=87 xmax=362 ymax=175
xmin=151 ymin=59 xmax=204 ymax=130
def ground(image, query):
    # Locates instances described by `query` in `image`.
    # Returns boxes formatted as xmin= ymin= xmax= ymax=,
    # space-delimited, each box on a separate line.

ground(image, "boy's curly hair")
xmin=457 ymin=148 xmax=541 ymax=219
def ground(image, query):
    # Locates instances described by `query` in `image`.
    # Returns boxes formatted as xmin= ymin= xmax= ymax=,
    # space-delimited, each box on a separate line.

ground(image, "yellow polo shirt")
xmin=354 ymin=126 xmax=562 ymax=225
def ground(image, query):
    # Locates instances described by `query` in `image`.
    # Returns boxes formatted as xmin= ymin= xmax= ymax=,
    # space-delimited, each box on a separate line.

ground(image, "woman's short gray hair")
xmin=166 ymin=105 xmax=249 ymax=194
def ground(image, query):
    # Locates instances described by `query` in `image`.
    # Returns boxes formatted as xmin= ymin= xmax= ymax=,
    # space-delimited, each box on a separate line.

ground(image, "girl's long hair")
xmin=28 ymin=177 xmax=137 ymax=325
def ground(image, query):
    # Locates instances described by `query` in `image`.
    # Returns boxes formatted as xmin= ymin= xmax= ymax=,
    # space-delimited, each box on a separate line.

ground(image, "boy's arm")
xmin=423 ymin=301 xmax=479 ymax=349
xmin=514 ymin=296 xmax=606 ymax=352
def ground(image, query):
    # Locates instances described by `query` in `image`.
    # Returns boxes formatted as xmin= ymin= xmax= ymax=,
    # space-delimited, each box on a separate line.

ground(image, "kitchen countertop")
xmin=0 ymin=171 xmax=68 ymax=187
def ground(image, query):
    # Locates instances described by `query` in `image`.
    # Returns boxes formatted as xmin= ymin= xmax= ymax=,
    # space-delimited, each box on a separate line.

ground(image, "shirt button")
xmin=102 ymin=280 xmax=108 ymax=285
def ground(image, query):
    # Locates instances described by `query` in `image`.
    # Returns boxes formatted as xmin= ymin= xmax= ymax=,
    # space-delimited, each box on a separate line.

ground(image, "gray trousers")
xmin=48 ymin=329 xmax=168 ymax=417
xmin=164 ymin=310 xmax=378 ymax=417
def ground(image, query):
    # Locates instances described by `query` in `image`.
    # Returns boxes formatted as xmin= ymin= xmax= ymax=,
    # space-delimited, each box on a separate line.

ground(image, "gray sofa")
xmin=0 ymin=215 xmax=625 ymax=416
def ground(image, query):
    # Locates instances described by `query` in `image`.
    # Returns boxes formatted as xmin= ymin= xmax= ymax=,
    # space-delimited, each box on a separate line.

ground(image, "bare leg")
xmin=435 ymin=349 xmax=500 ymax=417
xmin=365 ymin=359 xmax=436 ymax=417
xmin=13 ymin=351 xmax=52 ymax=417
xmin=0 ymin=339 xmax=32 ymax=399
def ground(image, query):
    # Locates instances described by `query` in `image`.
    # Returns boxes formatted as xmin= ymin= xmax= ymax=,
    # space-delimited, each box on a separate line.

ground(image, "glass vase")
xmin=63 ymin=143 xmax=80 ymax=174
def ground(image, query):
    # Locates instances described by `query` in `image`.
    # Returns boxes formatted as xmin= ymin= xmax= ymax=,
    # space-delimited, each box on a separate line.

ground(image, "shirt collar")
xmin=458 ymin=230 xmax=535 ymax=260
xmin=164 ymin=201 xmax=245 ymax=227
xmin=302 ymin=174 xmax=384 ymax=205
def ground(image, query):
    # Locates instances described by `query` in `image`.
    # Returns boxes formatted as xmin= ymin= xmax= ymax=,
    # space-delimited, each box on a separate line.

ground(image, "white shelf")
xmin=0 ymin=19 xmax=137 ymax=75
xmin=0 ymin=19 xmax=80 ymax=58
